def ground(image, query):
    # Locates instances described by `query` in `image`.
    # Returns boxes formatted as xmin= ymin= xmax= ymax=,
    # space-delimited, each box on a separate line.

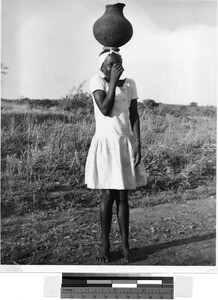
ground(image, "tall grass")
xmin=140 ymin=109 xmax=216 ymax=191
xmin=1 ymin=95 xmax=216 ymax=216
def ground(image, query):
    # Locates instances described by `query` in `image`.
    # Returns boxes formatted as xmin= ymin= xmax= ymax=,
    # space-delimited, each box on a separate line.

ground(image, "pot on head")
xmin=93 ymin=3 xmax=133 ymax=47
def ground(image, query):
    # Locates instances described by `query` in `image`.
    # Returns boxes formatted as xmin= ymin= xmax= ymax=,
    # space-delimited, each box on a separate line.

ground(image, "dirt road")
xmin=1 ymin=195 xmax=216 ymax=265
xmin=128 ymin=196 xmax=216 ymax=265
xmin=89 ymin=196 xmax=216 ymax=265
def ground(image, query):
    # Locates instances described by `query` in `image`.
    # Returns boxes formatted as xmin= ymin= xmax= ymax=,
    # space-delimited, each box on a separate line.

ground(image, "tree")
xmin=142 ymin=99 xmax=160 ymax=108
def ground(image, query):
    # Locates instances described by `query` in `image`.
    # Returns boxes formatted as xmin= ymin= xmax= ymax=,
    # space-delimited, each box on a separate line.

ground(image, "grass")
xmin=1 ymin=95 xmax=216 ymax=216
xmin=140 ymin=110 xmax=216 ymax=191
xmin=1 ymin=92 xmax=216 ymax=264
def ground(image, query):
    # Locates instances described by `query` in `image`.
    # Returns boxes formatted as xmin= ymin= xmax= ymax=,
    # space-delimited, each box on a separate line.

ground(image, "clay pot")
xmin=93 ymin=3 xmax=133 ymax=47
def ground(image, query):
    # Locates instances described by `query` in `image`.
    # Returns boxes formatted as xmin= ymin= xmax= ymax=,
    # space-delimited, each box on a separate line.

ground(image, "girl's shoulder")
xmin=90 ymin=74 xmax=105 ymax=85
xmin=124 ymin=78 xmax=138 ymax=99
xmin=89 ymin=74 xmax=106 ymax=93
xmin=124 ymin=78 xmax=136 ymax=86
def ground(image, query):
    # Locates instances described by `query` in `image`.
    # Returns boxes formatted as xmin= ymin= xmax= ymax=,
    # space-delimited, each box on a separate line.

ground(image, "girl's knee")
xmin=118 ymin=190 xmax=128 ymax=203
xmin=102 ymin=189 xmax=114 ymax=202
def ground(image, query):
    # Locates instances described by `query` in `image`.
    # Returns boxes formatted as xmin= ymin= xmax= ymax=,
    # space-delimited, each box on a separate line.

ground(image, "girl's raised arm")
xmin=93 ymin=63 xmax=123 ymax=116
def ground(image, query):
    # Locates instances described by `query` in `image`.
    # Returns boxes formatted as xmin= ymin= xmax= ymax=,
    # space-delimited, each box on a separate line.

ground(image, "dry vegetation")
xmin=1 ymin=89 xmax=216 ymax=264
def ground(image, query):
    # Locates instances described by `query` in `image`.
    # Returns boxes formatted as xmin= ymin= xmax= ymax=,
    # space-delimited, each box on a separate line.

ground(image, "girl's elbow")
xmin=104 ymin=111 xmax=111 ymax=117
xmin=100 ymin=109 xmax=109 ymax=116
xmin=101 ymin=107 xmax=111 ymax=116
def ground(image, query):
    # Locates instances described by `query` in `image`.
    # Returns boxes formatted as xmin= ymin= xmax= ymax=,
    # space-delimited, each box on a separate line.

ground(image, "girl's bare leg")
xmin=115 ymin=190 xmax=132 ymax=262
xmin=99 ymin=189 xmax=114 ymax=263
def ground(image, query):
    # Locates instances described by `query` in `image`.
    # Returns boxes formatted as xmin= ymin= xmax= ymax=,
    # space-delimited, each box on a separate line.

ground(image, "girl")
xmin=85 ymin=48 xmax=147 ymax=263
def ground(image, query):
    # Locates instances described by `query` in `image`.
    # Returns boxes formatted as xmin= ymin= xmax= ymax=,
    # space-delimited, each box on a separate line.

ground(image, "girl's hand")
xmin=134 ymin=144 xmax=141 ymax=167
xmin=110 ymin=63 xmax=124 ymax=83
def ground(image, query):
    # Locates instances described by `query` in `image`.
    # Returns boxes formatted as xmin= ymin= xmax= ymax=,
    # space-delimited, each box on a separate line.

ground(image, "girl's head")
xmin=99 ymin=49 xmax=123 ymax=80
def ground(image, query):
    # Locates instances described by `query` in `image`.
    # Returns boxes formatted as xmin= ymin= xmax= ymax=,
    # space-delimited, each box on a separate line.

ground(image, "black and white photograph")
xmin=1 ymin=0 xmax=216 ymax=267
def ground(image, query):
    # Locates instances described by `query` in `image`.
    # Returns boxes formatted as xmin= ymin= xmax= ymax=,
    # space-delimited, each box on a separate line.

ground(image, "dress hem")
xmin=85 ymin=183 xmax=147 ymax=190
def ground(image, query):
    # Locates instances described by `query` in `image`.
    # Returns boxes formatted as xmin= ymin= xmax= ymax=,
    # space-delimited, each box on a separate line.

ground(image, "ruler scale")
xmin=61 ymin=273 xmax=174 ymax=299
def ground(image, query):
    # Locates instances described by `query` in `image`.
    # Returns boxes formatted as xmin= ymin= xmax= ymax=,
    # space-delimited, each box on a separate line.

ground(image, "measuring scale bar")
xmin=61 ymin=274 xmax=174 ymax=299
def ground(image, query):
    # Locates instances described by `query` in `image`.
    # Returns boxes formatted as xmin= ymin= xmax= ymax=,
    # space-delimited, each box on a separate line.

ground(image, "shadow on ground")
xmin=110 ymin=231 xmax=216 ymax=263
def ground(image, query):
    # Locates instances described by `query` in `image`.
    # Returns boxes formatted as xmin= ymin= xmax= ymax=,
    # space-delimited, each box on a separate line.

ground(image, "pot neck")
xmin=106 ymin=3 xmax=125 ymax=13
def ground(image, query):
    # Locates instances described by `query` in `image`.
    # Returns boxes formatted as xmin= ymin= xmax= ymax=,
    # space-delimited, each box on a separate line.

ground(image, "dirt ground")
xmin=84 ymin=196 xmax=216 ymax=265
xmin=128 ymin=196 xmax=216 ymax=265
xmin=1 ymin=195 xmax=216 ymax=265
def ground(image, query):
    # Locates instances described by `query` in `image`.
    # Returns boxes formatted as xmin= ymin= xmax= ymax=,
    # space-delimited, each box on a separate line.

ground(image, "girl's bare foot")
xmin=122 ymin=246 xmax=132 ymax=263
xmin=97 ymin=248 xmax=111 ymax=263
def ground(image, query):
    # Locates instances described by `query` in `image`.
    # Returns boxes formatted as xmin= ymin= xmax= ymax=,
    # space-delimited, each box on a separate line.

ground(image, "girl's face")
xmin=101 ymin=53 xmax=123 ymax=81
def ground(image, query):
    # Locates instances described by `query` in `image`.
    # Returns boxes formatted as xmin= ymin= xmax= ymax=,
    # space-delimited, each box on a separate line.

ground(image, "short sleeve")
xmin=131 ymin=79 xmax=138 ymax=100
xmin=89 ymin=75 xmax=105 ymax=94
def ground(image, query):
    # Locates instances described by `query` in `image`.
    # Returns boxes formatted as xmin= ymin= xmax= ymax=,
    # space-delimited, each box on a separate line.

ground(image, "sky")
xmin=1 ymin=0 xmax=217 ymax=106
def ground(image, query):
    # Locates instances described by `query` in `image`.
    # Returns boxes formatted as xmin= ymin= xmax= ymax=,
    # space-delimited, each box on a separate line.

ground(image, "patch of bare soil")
xmin=1 ymin=196 xmax=216 ymax=265
xmin=107 ymin=196 xmax=216 ymax=265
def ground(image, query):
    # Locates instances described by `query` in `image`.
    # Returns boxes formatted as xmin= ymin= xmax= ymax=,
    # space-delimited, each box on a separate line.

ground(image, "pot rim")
xmin=106 ymin=3 xmax=125 ymax=9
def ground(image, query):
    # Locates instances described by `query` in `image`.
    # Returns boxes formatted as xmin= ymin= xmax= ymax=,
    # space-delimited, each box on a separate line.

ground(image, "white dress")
xmin=85 ymin=74 xmax=147 ymax=190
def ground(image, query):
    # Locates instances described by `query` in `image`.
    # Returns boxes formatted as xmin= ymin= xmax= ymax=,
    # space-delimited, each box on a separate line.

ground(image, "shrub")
xmin=59 ymin=81 xmax=93 ymax=113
